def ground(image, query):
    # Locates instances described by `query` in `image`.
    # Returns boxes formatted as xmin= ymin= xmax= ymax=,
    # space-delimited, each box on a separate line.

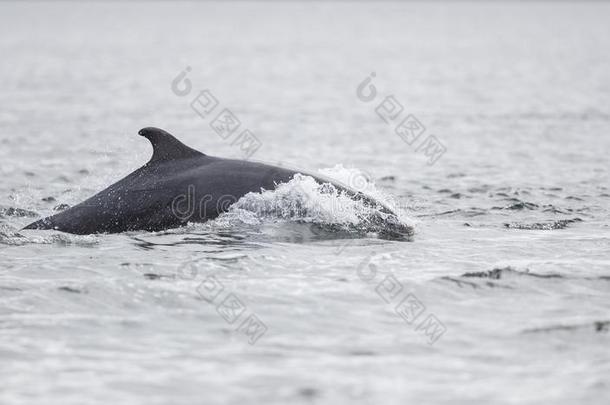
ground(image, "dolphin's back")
xmin=24 ymin=128 xmax=408 ymax=236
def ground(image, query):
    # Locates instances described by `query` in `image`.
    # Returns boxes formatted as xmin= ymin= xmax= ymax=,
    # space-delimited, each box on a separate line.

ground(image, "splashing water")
xmin=221 ymin=167 xmax=414 ymax=240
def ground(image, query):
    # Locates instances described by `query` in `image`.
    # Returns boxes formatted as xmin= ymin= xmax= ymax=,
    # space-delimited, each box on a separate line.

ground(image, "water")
xmin=1 ymin=1 xmax=609 ymax=404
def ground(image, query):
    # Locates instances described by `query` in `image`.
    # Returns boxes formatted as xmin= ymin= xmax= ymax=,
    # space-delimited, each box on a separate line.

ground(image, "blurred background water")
xmin=0 ymin=1 xmax=609 ymax=404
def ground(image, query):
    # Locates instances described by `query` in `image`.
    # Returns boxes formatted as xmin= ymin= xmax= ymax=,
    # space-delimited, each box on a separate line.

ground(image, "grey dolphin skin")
xmin=24 ymin=128 xmax=412 ymax=238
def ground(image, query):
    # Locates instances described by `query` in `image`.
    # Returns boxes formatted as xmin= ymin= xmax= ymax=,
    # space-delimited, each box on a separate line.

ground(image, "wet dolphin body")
xmin=24 ymin=127 xmax=412 ymax=237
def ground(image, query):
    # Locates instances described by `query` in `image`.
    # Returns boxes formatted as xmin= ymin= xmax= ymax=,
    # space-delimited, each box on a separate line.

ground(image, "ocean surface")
xmin=1 ymin=1 xmax=609 ymax=404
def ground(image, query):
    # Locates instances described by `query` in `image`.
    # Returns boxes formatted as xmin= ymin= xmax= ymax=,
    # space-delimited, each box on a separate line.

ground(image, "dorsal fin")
xmin=138 ymin=127 xmax=204 ymax=163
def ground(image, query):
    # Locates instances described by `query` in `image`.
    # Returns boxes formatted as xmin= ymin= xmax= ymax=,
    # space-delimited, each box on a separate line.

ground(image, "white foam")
xmin=217 ymin=168 xmax=414 ymax=237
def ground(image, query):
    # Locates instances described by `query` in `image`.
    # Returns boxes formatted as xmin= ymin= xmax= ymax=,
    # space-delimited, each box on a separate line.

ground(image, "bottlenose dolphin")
xmin=24 ymin=127 xmax=412 ymax=237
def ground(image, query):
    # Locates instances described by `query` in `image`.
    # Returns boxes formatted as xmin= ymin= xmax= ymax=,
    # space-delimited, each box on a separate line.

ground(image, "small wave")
xmin=503 ymin=218 xmax=582 ymax=230
xmin=0 ymin=223 xmax=27 ymax=245
xmin=417 ymin=208 xmax=487 ymax=218
xmin=541 ymin=205 xmax=570 ymax=214
xmin=461 ymin=267 xmax=563 ymax=279
xmin=1 ymin=223 xmax=99 ymax=246
xmin=492 ymin=200 xmax=539 ymax=210
xmin=53 ymin=203 xmax=71 ymax=212
xmin=58 ymin=286 xmax=87 ymax=294
xmin=0 ymin=206 xmax=38 ymax=218
xmin=438 ymin=267 xmax=610 ymax=291
xmin=523 ymin=321 xmax=609 ymax=334
xmin=437 ymin=267 xmax=563 ymax=290
xmin=439 ymin=277 xmax=513 ymax=290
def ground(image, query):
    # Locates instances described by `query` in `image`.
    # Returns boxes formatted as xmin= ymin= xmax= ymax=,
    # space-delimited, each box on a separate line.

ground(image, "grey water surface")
xmin=1 ymin=1 xmax=609 ymax=404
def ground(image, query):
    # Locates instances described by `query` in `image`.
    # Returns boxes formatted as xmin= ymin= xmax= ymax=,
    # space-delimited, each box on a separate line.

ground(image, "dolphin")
xmin=23 ymin=127 xmax=412 ymax=237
